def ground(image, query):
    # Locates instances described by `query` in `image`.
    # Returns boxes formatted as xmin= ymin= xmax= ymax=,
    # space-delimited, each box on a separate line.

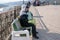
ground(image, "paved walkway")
xmin=29 ymin=5 xmax=60 ymax=40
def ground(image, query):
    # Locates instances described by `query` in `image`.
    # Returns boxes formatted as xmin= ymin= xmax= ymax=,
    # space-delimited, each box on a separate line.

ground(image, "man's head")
xmin=27 ymin=2 xmax=31 ymax=8
xmin=25 ymin=5 xmax=29 ymax=13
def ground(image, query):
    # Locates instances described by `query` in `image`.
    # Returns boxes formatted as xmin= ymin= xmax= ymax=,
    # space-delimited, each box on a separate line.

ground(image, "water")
xmin=0 ymin=1 xmax=29 ymax=12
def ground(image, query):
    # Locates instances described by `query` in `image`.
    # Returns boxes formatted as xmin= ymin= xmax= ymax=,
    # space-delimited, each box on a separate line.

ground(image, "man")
xmin=19 ymin=5 xmax=39 ymax=39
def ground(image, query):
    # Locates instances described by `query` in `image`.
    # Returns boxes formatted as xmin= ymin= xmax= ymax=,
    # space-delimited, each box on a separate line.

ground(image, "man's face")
xmin=25 ymin=8 xmax=29 ymax=12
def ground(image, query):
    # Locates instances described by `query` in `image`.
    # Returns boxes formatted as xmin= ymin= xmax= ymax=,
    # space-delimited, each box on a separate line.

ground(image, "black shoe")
xmin=33 ymin=36 xmax=39 ymax=39
xmin=36 ymin=32 xmax=38 ymax=33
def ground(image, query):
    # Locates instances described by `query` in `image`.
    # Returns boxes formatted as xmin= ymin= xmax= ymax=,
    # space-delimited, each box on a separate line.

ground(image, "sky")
xmin=0 ymin=0 xmax=30 ymax=4
xmin=0 ymin=0 xmax=46 ymax=4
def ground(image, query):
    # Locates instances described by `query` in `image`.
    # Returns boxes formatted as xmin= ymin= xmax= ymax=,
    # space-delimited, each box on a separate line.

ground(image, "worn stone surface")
xmin=30 ymin=5 xmax=60 ymax=40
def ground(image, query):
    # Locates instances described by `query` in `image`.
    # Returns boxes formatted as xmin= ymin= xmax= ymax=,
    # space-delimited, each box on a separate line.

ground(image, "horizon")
xmin=0 ymin=0 xmax=45 ymax=4
xmin=0 ymin=0 xmax=31 ymax=4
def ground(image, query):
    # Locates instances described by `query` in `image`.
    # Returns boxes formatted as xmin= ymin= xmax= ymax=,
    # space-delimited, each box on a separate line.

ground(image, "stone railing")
xmin=0 ymin=6 xmax=21 ymax=40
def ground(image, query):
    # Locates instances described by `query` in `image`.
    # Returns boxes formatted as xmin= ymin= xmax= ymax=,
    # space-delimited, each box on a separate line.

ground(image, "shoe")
xmin=33 ymin=36 xmax=39 ymax=39
xmin=36 ymin=32 xmax=38 ymax=33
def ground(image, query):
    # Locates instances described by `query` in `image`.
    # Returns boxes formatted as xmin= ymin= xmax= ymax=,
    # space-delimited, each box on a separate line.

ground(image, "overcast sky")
xmin=0 ymin=0 xmax=30 ymax=4
xmin=0 ymin=0 xmax=46 ymax=4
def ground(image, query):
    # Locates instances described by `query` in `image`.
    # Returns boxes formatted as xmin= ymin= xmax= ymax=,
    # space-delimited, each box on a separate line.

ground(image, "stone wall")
xmin=0 ymin=6 xmax=21 ymax=40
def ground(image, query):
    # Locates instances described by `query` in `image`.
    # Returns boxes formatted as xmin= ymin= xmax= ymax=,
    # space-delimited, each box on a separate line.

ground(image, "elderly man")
xmin=19 ymin=4 xmax=26 ymax=16
xmin=19 ymin=4 xmax=39 ymax=39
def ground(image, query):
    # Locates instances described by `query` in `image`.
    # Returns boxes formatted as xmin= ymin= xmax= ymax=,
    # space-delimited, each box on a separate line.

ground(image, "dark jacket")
xmin=19 ymin=14 xmax=28 ymax=27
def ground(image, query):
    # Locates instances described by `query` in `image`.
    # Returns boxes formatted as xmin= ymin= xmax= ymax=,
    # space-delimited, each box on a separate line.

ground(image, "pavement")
xmin=29 ymin=5 xmax=60 ymax=40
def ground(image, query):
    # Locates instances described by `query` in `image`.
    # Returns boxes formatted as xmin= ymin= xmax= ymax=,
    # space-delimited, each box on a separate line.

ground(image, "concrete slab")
xmin=30 ymin=5 xmax=60 ymax=40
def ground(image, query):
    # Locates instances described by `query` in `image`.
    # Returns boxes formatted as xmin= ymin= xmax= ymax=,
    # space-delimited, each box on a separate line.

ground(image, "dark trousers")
xmin=20 ymin=20 xmax=37 ymax=36
xmin=24 ymin=23 xmax=37 ymax=36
